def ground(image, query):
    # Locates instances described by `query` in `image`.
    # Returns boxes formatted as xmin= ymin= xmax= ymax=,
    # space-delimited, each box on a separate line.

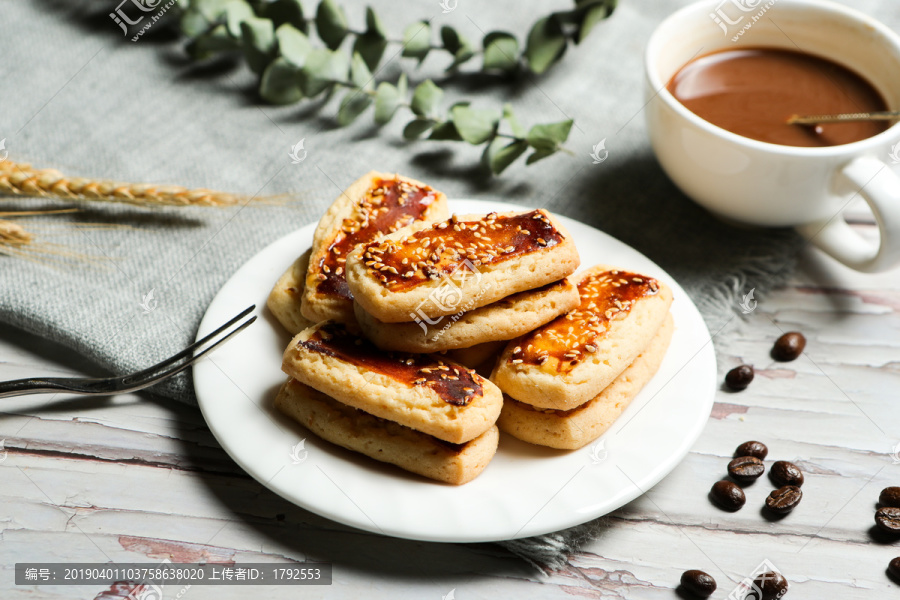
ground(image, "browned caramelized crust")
xmin=358 ymin=209 xmax=564 ymax=291
xmin=509 ymin=269 xmax=660 ymax=373
xmin=298 ymin=322 xmax=483 ymax=406
xmin=313 ymin=177 xmax=440 ymax=300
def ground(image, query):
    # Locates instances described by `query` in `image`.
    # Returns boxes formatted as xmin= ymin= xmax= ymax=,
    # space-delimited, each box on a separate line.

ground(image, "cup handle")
xmin=796 ymin=156 xmax=900 ymax=272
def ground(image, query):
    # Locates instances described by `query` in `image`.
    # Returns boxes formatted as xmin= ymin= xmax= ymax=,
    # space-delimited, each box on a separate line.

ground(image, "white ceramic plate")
xmin=194 ymin=200 xmax=717 ymax=543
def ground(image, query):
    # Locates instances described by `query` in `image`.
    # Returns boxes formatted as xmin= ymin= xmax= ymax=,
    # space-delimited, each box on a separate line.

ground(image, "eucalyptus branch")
xmin=176 ymin=0 xmax=616 ymax=173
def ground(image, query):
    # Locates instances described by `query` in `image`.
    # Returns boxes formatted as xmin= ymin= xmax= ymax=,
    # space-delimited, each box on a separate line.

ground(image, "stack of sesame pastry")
xmin=490 ymin=265 xmax=674 ymax=450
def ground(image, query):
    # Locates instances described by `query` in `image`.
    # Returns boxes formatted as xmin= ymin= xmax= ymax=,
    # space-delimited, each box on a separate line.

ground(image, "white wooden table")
xmin=2 ymin=227 xmax=899 ymax=600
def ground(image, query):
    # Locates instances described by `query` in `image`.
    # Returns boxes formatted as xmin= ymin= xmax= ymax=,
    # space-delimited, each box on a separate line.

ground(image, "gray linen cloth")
xmin=3 ymin=0 xmax=893 ymax=570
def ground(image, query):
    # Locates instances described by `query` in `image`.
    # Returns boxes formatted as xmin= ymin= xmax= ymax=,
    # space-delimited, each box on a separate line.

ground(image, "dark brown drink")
xmin=667 ymin=48 xmax=889 ymax=147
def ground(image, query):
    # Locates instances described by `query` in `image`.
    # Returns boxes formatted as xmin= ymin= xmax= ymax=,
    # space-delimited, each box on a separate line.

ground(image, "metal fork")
xmin=0 ymin=305 xmax=257 ymax=398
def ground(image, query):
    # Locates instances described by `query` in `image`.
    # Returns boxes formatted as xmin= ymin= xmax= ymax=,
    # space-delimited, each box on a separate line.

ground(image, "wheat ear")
xmin=0 ymin=160 xmax=246 ymax=208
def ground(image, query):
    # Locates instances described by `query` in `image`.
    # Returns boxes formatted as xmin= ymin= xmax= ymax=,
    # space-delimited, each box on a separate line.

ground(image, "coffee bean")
xmin=769 ymin=461 xmax=804 ymax=487
xmin=879 ymin=487 xmax=900 ymax=508
xmin=752 ymin=571 xmax=789 ymax=600
xmin=710 ymin=480 xmax=746 ymax=511
xmin=680 ymin=569 xmax=717 ymax=598
xmin=765 ymin=485 xmax=802 ymax=514
xmin=725 ymin=365 xmax=754 ymax=390
xmin=735 ymin=441 xmax=768 ymax=460
xmin=875 ymin=507 xmax=900 ymax=535
xmin=728 ymin=456 xmax=765 ymax=483
xmin=772 ymin=331 xmax=805 ymax=361
xmin=888 ymin=557 xmax=900 ymax=583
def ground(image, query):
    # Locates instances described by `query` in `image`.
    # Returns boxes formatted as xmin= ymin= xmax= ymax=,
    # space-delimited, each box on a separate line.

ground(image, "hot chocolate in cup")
xmin=645 ymin=0 xmax=900 ymax=272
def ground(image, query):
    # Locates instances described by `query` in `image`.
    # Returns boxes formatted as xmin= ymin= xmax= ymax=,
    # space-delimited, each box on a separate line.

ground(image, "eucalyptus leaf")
xmin=428 ymin=121 xmax=463 ymax=141
xmin=502 ymin=104 xmax=526 ymax=138
xmin=276 ymin=23 xmax=312 ymax=66
xmin=260 ymin=57 xmax=304 ymax=104
xmin=524 ymin=16 xmax=567 ymax=74
xmin=440 ymin=26 xmax=463 ymax=54
xmin=365 ymin=6 xmax=388 ymax=39
xmin=397 ymin=72 xmax=408 ymax=97
xmin=262 ymin=0 xmax=307 ymax=33
xmin=482 ymin=31 xmax=519 ymax=71
xmin=353 ymin=33 xmax=387 ymax=72
xmin=374 ymin=82 xmax=401 ymax=125
xmin=577 ymin=0 xmax=616 ymax=43
xmin=350 ymin=52 xmax=373 ymax=89
xmin=447 ymin=46 xmax=475 ymax=70
xmin=403 ymin=118 xmax=435 ymax=140
xmin=338 ymin=90 xmax=373 ymax=126
xmin=526 ymin=119 xmax=573 ymax=152
xmin=484 ymin=138 xmax=528 ymax=174
xmin=240 ymin=17 xmax=276 ymax=74
xmin=410 ymin=80 xmax=443 ymax=118
xmin=316 ymin=0 xmax=349 ymax=50
xmin=180 ymin=8 xmax=212 ymax=38
xmin=525 ymin=148 xmax=556 ymax=165
xmin=189 ymin=0 xmax=235 ymax=21
xmin=225 ymin=1 xmax=255 ymax=38
xmin=298 ymin=48 xmax=348 ymax=96
xmin=450 ymin=106 xmax=499 ymax=145
xmin=186 ymin=23 xmax=241 ymax=59
xmin=402 ymin=21 xmax=431 ymax=62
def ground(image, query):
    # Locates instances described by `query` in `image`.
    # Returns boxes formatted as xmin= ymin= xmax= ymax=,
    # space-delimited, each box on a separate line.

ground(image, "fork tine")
xmin=122 ymin=305 xmax=256 ymax=383
xmin=118 ymin=313 xmax=258 ymax=393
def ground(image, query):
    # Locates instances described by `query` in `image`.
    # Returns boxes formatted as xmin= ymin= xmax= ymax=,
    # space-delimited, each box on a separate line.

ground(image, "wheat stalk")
xmin=0 ymin=209 xmax=125 ymax=265
xmin=0 ymin=160 xmax=247 ymax=208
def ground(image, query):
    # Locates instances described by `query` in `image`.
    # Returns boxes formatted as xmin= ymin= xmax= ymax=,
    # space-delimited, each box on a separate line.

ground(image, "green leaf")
xmin=316 ymin=0 xmax=348 ymax=50
xmin=186 ymin=23 xmax=241 ymax=59
xmin=410 ymin=80 xmax=443 ymax=118
xmin=487 ymin=139 xmax=528 ymax=174
xmin=482 ymin=31 xmax=519 ymax=71
xmin=450 ymin=105 xmax=499 ymax=145
xmin=180 ymin=8 xmax=212 ymax=38
xmin=338 ymin=90 xmax=373 ymax=125
xmin=260 ymin=57 xmax=304 ymax=104
xmin=365 ymin=6 xmax=388 ymax=39
xmin=524 ymin=16 xmax=567 ymax=74
xmin=526 ymin=119 xmax=573 ymax=151
xmin=403 ymin=119 xmax=435 ymax=140
xmin=350 ymin=52 xmax=373 ymax=89
xmin=397 ymin=72 xmax=408 ymax=97
xmin=262 ymin=0 xmax=307 ymax=33
xmin=186 ymin=0 xmax=234 ymax=25
xmin=577 ymin=0 xmax=616 ymax=43
xmin=526 ymin=148 xmax=556 ymax=165
xmin=447 ymin=46 xmax=475 ymax=70
xmin=502 ymin=103 xmax=526 ymax=138
xmin=402 ymin=21 xmax=431 ymax=62
xmin=225 ymin=1 xmax=255 ymax=38
xmin=440 ymin=26 xmax=463 ymax=54
xmin=298 ymin=48 xmax=348 ymax=96
xmin=276 ymin=23 xmax=312 ymax=66
xmin=374 ymin=82 xmax=401 ymax=125
xmin=240 ymin=17 xmax=276 ymax=74
xmin=353 ymin=23 xmax=387 ymax=73
xmin=428 ymin=121 xmax=463 ymax=141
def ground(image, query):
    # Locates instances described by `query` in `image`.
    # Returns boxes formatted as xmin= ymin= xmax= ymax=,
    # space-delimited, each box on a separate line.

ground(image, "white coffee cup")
xmin=644 ymin=0 xmax=900 ymax=272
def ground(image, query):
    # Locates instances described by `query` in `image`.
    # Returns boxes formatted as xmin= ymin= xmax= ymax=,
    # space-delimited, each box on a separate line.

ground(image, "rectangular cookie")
xmin=353 ymin=278 xmax=579 ymax=353
xmin=497 ymin=313 xmax=674 ymax=449
xmin=301 ymin=172 xmax=448 ymax=324
xmin=267 ymin=248 xmax=314 ymax=335
xmin=491 ymin=265 xmax=673 ymax=410
xmin=344 ymin=209 xmax=580 ymax=323
xmin=282 ymin=321 xmax=503 ymax=444
xmin=275 ymin=378 xmax=499 ymax=485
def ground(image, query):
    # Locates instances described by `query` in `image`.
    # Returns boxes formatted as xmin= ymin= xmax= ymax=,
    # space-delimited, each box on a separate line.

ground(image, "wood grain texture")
xmin=2 ymin=237 xmax=899 ymax=599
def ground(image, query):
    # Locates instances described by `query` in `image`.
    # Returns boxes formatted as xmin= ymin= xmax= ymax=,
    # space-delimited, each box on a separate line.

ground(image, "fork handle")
xmin=0 ymin=377 xmax=103 ymax=398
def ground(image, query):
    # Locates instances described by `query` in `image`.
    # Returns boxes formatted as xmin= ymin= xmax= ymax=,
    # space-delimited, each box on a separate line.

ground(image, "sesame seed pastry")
xmin=282 ymin=321 xmax=503 ymax=444
xmin=300 ymin=171 xmax=448 ymax=324
xmin=497 ymin=313 xmax=674 ymax=449
xmin=266 ymin=248 xmax=314 ymax=335
xmin=491 ymin=265 xmax=673 ymax=410
xmin=344 ymin=209 xmax=580 ymax=324
xmin=275 ymin=378 xmax=499 ymax=485
xmin=352 ymin=278 xmax=579 ymax=353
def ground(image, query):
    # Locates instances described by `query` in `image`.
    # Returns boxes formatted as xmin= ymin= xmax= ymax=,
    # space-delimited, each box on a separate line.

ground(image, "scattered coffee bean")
xmin=752 ymin=571 xmax=789 ymax=599
xmin=680 ymin=569 xmax=717 ymax=598
xmin=879 ymin=487 xmax=900 ymax=508
xmin=735 ymin=441 xmax=768 ymax=460
xmin=728 ymin=456 xmax=766 ymax=483
xmin=710 ymin=480 xmax=746 ymax=511
xmin=875 ymin=507 xmax=900 ymax=536
xmin=772 ymin=331 xmax=806 ymax=361
xmin=725 ymin=365 xmax=754 ymax=390
xmin=769 ymin=461 xmax=804 ymax=487
xmin=888 ymin=557 xmax=900 ymax=583
xmin=765 ymin=485 xmax=802 ymax=514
